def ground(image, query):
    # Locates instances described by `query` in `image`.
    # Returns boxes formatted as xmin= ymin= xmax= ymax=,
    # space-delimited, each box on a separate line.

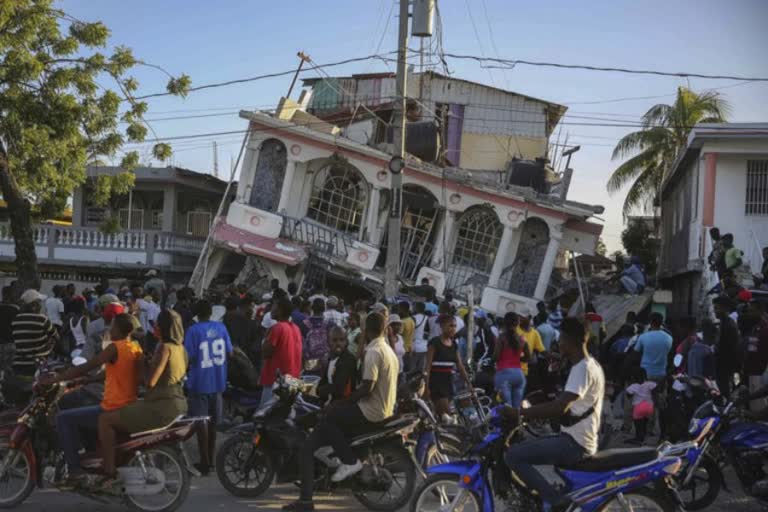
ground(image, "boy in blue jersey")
xmin=185 ymin=299 xmax=233 ymax=475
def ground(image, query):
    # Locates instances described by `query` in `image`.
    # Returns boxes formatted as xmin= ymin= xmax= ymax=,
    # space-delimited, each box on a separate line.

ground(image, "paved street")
xmin=13 ymin=459 xmax=765 ymax=512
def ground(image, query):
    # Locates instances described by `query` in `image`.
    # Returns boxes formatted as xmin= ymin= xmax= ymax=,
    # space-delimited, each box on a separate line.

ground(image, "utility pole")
xmin=384 ymin=0 xmax=410 ymax=300
xmin=213 ymin=141 xmax=219 ymax=178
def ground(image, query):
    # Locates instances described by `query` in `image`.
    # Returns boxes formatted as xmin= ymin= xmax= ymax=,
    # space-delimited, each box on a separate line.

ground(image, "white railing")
xmin=57 ymin=227 xmax=146 ymax=250
xmin=155 ymin=232 xmax=205 ymax=253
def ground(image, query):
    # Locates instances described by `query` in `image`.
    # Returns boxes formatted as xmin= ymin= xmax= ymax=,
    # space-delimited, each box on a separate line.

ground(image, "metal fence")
xmin=279 ymin=215 xmax=356 ymax=260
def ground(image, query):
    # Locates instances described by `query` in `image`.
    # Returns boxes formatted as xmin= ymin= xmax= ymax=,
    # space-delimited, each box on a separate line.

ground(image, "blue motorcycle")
xmin=411 ymin=406 xmax=683 ymax=512
xmin=662 ymin=376 xmax=768 ymax=509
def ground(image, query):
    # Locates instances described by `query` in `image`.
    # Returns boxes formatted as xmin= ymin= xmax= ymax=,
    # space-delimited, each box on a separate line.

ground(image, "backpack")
xmin=303 ymin=317 xmax=330 ymax=365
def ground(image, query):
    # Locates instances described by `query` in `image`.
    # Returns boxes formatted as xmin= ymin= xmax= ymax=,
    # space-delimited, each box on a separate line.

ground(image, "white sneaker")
xmin=331 ymin=460 xmax=363 ymax=482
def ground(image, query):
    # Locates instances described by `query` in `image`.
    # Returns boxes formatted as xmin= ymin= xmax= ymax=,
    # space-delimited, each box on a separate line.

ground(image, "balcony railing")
xmin=279 ymin=215 xmax=356 ymax=260
xmin=0 ymin=224 xmax=205 ymax=269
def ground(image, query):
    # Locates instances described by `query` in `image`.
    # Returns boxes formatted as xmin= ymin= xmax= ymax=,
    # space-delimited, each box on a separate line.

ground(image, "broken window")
xmin=307 ymin=159 xmax=368 ymax=234
xmin=503 ymin=217 xmax=550 ymax=297
xmin=249 ymin=138 xmax=287 ymax=212
xmin=446 ymin=207 xmax=502 ymax=293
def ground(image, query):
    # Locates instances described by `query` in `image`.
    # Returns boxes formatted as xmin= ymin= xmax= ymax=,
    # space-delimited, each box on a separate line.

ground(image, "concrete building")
xmin=195 ymin=74 xmax=604 ymax=315
xmin=659 ymin=123 xmax=768 ymax=319
xmin=303 ymin=70 xmax=566 ymax=171
xmin=0 ymin=166 xmax=235 ymax=285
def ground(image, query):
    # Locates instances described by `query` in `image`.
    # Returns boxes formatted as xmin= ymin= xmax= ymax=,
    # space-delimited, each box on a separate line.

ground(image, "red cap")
xmin=103 ymin=302 xmax=125 ymax=322
xmin=737 ymin=289 xmax=753 ymax=303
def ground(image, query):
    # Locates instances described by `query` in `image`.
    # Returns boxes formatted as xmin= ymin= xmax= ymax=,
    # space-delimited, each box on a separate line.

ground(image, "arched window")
xmin=249 ymin=138 xmax=287 ymax=212
xmin=307 ymin=159 xmax=368 ymax=234
xmin=452 ymin=207 xmax=503 ymax=272
xmin=506 ymin=217 xmax=550 ymax=296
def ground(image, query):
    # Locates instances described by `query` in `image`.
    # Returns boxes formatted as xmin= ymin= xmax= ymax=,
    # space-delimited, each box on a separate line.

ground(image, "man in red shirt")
xmin=260 ymin=297 xmax=302 ymax=406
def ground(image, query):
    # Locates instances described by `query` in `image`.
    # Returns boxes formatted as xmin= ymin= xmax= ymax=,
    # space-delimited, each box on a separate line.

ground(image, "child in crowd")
xmin=625 ymin=367 xmax=656 ymax=445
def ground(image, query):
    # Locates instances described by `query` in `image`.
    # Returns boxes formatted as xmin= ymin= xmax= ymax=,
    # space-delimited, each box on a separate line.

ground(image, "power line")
xmin=133 ymin=52 xmax=397 ymax=100
xmin=442 ymin=53 xmax=768 ymax=82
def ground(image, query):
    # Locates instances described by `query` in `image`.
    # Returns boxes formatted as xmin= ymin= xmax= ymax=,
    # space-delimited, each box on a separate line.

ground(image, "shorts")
xmin=187 ymin=392 xmax=223 ymax=423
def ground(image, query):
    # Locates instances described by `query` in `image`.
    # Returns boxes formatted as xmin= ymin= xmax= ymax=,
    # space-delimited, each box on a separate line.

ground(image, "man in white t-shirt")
xmin=411 ymin=302 xmax=429 ymax=372
xmin=502 ymin=316 xmax=605 ymax=511
xmin=44 ymin=285 xmax=65 ymax=327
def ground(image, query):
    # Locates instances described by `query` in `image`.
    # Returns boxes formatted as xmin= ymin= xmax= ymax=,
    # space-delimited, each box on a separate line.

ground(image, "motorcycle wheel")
xmin=425 ymin=436 xmax=463 ymax=467
xmin=0 ymin=440 xmax=34 ymax=509
xmin=410 ymin=474 xmax=481 ymax=512
xmin=676 ymin=454 xmax=721 ymax=511
xmin=124 ymin=446 xmax=190 ymax=512
xmin=215 ymin=434 xmax=274 ymax=498
xmin=354 ymin=445 xmax=416 ymax=512
xmin=596 ymin=487 xmax=676 ymax=512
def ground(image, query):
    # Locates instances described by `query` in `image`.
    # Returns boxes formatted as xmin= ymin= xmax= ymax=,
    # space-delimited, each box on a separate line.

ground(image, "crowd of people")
xmin=2 ymin=261 xmax=767 ymax=511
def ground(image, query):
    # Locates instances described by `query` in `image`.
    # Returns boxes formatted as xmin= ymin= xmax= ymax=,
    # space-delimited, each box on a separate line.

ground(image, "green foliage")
xmin=0 ymin=0 xmax=190 ymax=215
xmin=621 ymin=220 xmax=658 ymax=275
xmin=99 ymin=215 xmax=121 ymax=235
xmin=607 ymin=87 xmax=729 ymax=217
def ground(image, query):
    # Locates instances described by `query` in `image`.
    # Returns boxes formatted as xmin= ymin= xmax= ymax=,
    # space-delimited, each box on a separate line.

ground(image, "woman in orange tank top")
xmin=43 ymin=313 xmax=143 ymax=487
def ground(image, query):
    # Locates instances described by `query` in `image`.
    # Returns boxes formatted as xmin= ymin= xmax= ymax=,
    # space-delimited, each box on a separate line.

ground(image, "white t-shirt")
xmin=412 ymin=314 xmax=428 ymax=353
xmin=394 ymin=334 xmax=405 ymax=372
xmin=562 ymin=356 xmax=605 ymax=455
xmin=427 ymin=314 xmax=464 ymax=340
xmin=44 ymin=297 xmax=65 ymax=326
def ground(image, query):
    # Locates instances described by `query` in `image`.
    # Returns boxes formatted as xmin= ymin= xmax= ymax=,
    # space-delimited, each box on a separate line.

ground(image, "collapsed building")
xmin=192 ymin=71 xmax=604 ymax=315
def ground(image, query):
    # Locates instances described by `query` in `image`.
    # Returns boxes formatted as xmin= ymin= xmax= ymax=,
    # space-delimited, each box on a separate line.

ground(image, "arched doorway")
xmin=377 ymin=184 xmax=440 ymax=282
xmin=504 ymin=217 xmax=550 ymax=297
xmin=249 ymin=138 xmax=287 ymax=212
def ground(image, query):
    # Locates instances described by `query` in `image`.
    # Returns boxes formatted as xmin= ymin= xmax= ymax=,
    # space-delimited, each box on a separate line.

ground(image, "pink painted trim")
xmin=703 ymin=152 xmax=718 ymax=227
xmin=249 ymin=120 xmax=581 ymax=223
xmin=564 ymin=219 xmax=603 ymax=235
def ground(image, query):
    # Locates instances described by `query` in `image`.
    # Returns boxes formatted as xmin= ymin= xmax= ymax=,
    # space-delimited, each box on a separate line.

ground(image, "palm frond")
xmin=607 ymin=148 xmax=659 ymax=194
xmin=622 ymin=164 xmax=663 ymax=217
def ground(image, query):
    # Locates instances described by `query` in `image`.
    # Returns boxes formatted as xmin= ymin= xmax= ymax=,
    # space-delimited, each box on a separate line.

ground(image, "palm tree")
xmin=607 ymin=87 xmax=730 ymax=216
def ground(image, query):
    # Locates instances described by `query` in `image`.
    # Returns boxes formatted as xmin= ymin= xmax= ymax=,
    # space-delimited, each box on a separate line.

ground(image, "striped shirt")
xmin=12 ymin=312 xmax=57 ymax=375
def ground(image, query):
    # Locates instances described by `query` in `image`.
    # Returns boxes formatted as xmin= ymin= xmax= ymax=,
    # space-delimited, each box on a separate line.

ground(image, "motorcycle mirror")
xmin=673 ymin=354 xmax=683 ymax=368
xmin=72 ymin=356 xmax=88 ymax=366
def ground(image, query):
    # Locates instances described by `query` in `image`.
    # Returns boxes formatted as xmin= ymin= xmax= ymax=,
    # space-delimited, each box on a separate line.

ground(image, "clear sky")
xmin=61 ymin=0 xmax=768 ymax=252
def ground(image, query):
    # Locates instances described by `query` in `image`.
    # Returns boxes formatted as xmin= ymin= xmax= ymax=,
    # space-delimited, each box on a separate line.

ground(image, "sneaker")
xmin=331 ymin=460 xmax=363 ymax=482
xmin=282 ymin=500 xmax=315 ymax=511
xmin=313 ymin=447 xmax=341 ymax=468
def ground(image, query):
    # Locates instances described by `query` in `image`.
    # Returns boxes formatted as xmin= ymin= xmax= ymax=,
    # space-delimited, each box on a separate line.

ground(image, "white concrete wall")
xmin=711 ymin=150 xmax=768 ymax=270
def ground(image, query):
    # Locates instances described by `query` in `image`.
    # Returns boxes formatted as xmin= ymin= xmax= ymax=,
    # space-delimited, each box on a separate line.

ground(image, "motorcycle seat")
xmin=557 ymin=448 xmax=657 ymax=472
xmin=349 ymin=416 xmax=416 ymax=447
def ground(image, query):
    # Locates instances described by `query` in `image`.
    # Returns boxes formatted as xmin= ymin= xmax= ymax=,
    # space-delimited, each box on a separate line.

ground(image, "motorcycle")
xmin=215 ymin=373 xmax=419 ymax=511
xmin=661 ymin=372 xmax=768 ymax=510
xmin=411 ymin=405 xmax=684 ymax=512
xmin=0 ymin=371 xmax=206 ymax=511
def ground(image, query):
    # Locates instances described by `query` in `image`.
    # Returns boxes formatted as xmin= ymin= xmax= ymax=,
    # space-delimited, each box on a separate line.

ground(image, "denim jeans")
xmin=494 ymin=368 xmax=526 ymax=408
xmin=56 ymin=405 xmax=103 ymax=472
xmin=505 ymin=433 xmax=587 ymax=505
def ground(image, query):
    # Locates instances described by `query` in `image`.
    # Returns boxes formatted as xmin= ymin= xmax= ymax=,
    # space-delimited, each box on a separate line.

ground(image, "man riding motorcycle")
xmin=40 ymin=313 xmax=143 ymax=490
xmin=501 ymin=316 xmax=605 ymax=512
xmin=284 ymin=311 xmax=399 ymax=512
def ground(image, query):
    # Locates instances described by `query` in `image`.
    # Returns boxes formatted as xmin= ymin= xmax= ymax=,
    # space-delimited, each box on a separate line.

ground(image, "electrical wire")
xmin=441 ymin=53 xmax=768 ymax=82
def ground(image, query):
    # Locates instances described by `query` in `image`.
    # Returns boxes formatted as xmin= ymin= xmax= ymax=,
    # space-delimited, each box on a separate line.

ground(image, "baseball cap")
xmin=388 ymin=314 xmax=402 ymax=325
xmin=370 ymin=302 xmax=388 ymax=314
xmin=102 ymin=302 xmax=125 ymax=322
xmin=20 ymin=289 xmax=46 ymax=304
xmin=737 ymin=289 xmax=753 ymax=303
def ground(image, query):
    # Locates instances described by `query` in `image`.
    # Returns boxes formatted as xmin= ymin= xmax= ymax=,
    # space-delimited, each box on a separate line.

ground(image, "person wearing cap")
xmin=387 ymin=314 xmax=405 ymax=373
xmin=11 ymin=290 xmax=58 ymax=377
xmin=714 ymin=295 xmax=741 ymax=398
xmin=41 ymin=313 xmax=143 ymax=490
xmin=324 ymin=296 xmax=346 ymax=327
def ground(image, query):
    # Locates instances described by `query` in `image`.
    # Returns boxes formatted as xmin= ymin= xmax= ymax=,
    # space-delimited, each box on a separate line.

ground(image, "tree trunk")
xmin=0 ymin=151 xmax=41 ymax=291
